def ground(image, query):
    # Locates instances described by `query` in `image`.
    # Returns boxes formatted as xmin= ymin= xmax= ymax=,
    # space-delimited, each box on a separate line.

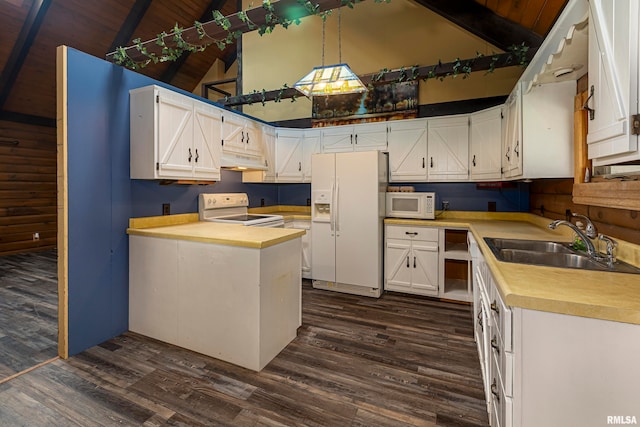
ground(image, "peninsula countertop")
xmin=386 ymin=212 xmax=640 ymax=325
xmin=127 ymin=213 xmax=305 ymax=249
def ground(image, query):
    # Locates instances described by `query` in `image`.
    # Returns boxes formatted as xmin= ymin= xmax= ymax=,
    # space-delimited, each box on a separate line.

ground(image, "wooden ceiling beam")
xmin=160 ymin=0 xmax=229 ymax=84
xmin=107 ymin=0 xmax=352 ymax=64
xmin=107 ymin=0 xmax=155 ymax=54
xmin=0 ymin=0 xmax=52 ymax=111
xmin=218 ymin=49 xmax=535 ymax=107
xmin=413 ymin=0 xmax=544 ymax=51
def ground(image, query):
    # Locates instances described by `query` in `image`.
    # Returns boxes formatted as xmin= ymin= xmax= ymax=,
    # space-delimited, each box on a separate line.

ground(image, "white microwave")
xmin=386 ymin=192 xmax=436 ymax=219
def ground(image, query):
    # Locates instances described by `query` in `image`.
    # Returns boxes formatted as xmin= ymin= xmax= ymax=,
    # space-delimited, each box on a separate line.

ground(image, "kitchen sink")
xmin=484 ymin=238 xmax=574 ymax=254
xmin=484 ymin=238 xmax=640 ymax=275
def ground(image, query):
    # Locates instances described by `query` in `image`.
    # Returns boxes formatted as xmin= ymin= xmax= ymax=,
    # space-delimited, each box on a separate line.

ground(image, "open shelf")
xmin=444 ymin=229 xmax=470 ymax=260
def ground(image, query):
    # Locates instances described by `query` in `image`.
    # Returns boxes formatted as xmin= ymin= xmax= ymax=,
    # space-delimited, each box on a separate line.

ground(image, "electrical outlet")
xmin=33 ymin=232 xmax=40 ymax=241
xmin=261 ymin=198 xmax=265 ymax=207
xmin=162 ymin=203 xmax=170 ymax=216
xmin=307 ymin=198 xmax=311 ymax=206
xmin=488 ymin=201 xmax=497 ymax=212
xmin=442 ymin=200 xmax=450 ymax=210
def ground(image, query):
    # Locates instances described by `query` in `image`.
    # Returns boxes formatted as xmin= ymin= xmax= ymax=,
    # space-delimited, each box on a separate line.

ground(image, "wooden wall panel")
xmin=530 ymin=178 xmax=640 ymax=245
xmin=0 ymin=120 xmax=57 ymax=255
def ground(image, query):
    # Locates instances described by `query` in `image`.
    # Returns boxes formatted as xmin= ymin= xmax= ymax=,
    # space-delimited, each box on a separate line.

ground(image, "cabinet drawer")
xmin=489 ymin=284 xmax=512 ymax=352
xmin=490 ymin=349 xmax=513 ymax=427
xmin=386 ymin=225 xmax=439 ymax=241
xmin=489 ymin=330 xmax=513 ymax=397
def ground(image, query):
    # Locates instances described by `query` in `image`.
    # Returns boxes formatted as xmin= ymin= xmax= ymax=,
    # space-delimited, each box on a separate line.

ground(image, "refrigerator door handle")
xmin=335 ymin=179 xmax=340 ymax=233
xmin=330 ymin=181 xmax=335 ymax=232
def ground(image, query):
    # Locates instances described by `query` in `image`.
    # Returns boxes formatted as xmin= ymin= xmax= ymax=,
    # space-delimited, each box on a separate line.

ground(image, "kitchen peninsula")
xmin=127 ymin=213 xmax=305 ymax=371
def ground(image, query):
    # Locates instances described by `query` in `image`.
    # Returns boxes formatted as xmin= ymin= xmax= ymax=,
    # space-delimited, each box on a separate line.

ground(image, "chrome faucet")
xmin=570 ymin=213 xmax=598 ymax=239
xmin=597 ymin=234 xmax=618 ymax=267
xmin=548 ymin=219 xmax=597 ymax=257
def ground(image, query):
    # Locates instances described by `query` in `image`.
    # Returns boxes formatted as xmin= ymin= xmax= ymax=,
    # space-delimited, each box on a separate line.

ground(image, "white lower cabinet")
xmin=471 ymin=232 xmax=640 ymax=427
xmin=285 ymin=219 xmax=311 ymax=279
xmin=384 ymin=225 xmax=439 ymax=296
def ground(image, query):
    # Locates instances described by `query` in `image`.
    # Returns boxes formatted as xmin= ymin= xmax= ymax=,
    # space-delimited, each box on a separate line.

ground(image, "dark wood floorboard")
xmin=0 ymin=249 xmax=58 ymax=379
xmin=0 ymin=280 xmax=489 ymax=426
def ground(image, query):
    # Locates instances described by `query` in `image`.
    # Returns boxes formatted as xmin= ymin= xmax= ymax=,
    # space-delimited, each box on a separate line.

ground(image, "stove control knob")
xmin=208 ymin=198 xmax=216 ymax=205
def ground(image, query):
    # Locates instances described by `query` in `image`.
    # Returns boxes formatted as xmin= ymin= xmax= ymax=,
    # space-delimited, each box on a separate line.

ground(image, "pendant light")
xmin=293 ymin=8 xmax=367 ymax=97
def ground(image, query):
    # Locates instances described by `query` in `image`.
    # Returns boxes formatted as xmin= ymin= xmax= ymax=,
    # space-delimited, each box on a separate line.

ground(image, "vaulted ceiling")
xmin=0 ymin=0 xmax=567 ymax=128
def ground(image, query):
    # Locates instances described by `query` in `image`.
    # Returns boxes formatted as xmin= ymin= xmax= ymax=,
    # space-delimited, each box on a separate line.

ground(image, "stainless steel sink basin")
xmin=484 ymin=238 xmax=640 ymax=275
xmin=498 ymin=249 xmax=607 ymax=270
xmin=484 ymin=238 xmax=574 ymax=254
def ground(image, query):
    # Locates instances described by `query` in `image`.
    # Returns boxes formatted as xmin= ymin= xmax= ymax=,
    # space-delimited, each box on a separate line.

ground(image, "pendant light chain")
xmin=338 ymin=8 xmax=342 ymax=64
xmin=321 ymin=17 xmax=326 ymax=67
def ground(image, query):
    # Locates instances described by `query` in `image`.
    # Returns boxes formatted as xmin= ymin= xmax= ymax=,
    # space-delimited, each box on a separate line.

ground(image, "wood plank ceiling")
xmin=0 ymin=0 xmax=567 ymax=127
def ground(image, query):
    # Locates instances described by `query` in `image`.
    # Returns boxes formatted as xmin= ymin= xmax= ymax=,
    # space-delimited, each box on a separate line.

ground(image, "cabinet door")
xmin=353 ymin=122 xmax=388 ymax=151
xmin=321 ymin=125 xmax=354 ymax=152
xmin=262 ymin=126 xmax=277 ymax=182
xmin=587 ymin=0 xmax=639 ymax=165
xmin=387 ymin=119 xmax=428 ymax=182
xmin=221 ymin=112 xmax=247 ymax=155
xmin=302 ymin=129 xmax=321 ymax=183
xmin=244 ymin=120 xmax=263 ymax=157
xmin=157 ymin=91 xmax=195 ymax=178
xmin=427 ymin=116 xmax=470 ymax=181
xmin=192 ymin=103 xmax=222 ymax=180
xmin=470 ymin=107 xmax=503 ymax=181
xmin=385 ymin=238 xmax=412 ymax=290
xmin=503 ymin=87 xmax=522 ymax=178
xmin=410 ymin=241 xmax=439 ymax=295
xmin=275 ymin=129 xmax=304 ymax=182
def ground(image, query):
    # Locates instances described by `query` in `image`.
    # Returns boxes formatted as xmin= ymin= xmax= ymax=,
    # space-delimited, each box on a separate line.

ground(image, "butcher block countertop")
xmin=386 ymin=212 xmax=640 ymax=325
xmin=127 ymin=213 xmax=305 ymax=249
xmin=249 ymin=205 xmax=311 ymax=221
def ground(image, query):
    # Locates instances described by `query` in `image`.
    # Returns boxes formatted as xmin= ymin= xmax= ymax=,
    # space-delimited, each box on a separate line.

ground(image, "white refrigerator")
xmin=311 ymin=150 xmax=388 ymax=297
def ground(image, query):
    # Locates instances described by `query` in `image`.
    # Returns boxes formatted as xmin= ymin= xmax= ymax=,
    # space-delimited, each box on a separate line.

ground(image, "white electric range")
xmin=198 ymin=193 xmax=284 ymax=228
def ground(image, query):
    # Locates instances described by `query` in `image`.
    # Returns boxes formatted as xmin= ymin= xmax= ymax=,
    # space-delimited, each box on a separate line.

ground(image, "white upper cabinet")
xmin=587 ymin=0 xmax=640 ymax=165
xmin=321 ymin=122 xmax=388 ymax=152
xmin=352 ymin=122 xmax=388 ymax=151
xmin=470 ymin=106 xmax=503 ymax=181
xmin=502 ymin=81 xmax=575 ymax=180
xmin=302 ymin=129 xmax=321 ymax=183
xmin=221 ymin=111 xmax=263 ymax=158
xmin=427 ymin=115 xmax=470 ymax=181
xmin=387 ymin=119 xmax=428 ymax=182
xmin=275 ymin=128 xmax=304 ymax=182
xmin=241 ymin=125 xmax=277 ymax=183
xmin=192 ymin=103 xmax=223 ymax=180
xmin=130 ymin=85 xmax=221 ymax=181
xmin=502 ymin=86 xmax=522 ymax=179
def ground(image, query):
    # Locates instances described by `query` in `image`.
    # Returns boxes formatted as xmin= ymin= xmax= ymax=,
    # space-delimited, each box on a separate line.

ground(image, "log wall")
xmin=0 ymin=120 xmax=57 ymax=255
xmin=530 ymin=178 xmax=640 ymax=245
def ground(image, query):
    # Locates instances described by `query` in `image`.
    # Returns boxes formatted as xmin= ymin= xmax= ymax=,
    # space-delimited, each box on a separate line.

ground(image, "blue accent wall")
xmin=64 ymin=48 xmax=529 ymax=355
xmin=64 ymin=48 xmax=275 ymax=355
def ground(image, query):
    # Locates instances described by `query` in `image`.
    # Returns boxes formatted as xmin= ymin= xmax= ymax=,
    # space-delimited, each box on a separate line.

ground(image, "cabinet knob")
xmin=195 ymin=149 xmax=199 ymax=163
xmin=188 ymin=148 xmax=192 ymax=162
xmin=422 ymin=157 xmax=425 ymax=168
xmin=406 ymin=256 xmax=410 ymax=268
xmin=413 ymin=256 xmax=416 ymax=268
xmin=298 ymin=162 xmax=302 ymax=171
xmin=491 ymin=379 xmax=500 ymax=403
xmin=490 ymin=336 xmax=500 ymax=355
xmin=490 ymin=300 xmax=500 ymax=316
xmin=430 ymin=157 xmax=433 ymax=168
xmin=472 ymin=155 xmax=476 ymax=167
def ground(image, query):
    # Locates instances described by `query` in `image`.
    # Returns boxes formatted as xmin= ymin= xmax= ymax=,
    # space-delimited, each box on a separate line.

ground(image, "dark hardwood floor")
xmin=0 ymin=280 xmax=489 ymax=426
xmin=0 ymin=250 xmax=58 ymax=380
